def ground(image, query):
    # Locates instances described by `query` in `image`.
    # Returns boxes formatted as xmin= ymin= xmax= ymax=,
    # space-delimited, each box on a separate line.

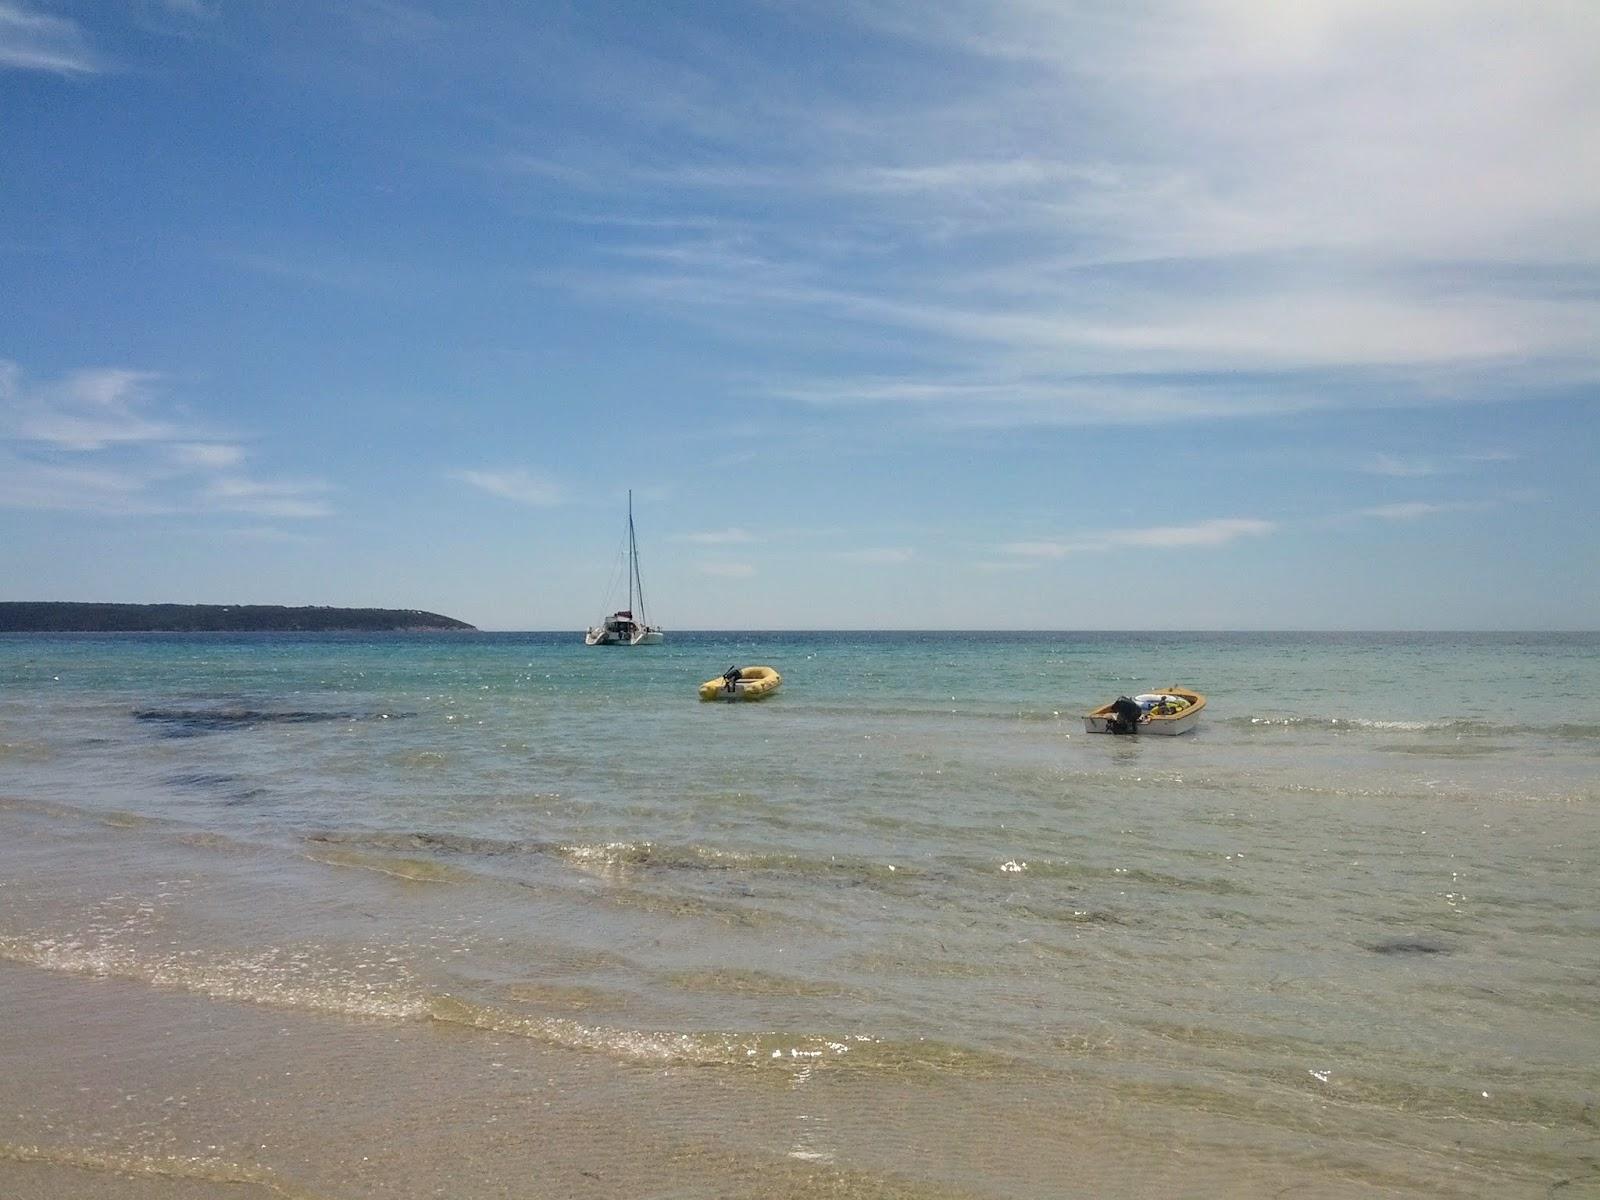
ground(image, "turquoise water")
xmin=2 ymin=631 xmax=1598 ymax=1197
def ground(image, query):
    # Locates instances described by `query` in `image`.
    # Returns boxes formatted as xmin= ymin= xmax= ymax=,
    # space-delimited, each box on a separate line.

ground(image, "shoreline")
xmin=0 ymin=961 xmax=1428 ymax=1200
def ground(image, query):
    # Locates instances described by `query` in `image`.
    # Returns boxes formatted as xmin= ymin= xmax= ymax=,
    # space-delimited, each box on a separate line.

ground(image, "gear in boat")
xmin=1084 ymin=687 xmax=1205 ymax=735
xmin=699 ymin=665 xmax=782 ymax=702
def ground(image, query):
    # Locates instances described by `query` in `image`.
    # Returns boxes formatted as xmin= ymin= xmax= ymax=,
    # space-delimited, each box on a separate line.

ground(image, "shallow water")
xmin=2 ymin=631 xmax=1598 ymax=1197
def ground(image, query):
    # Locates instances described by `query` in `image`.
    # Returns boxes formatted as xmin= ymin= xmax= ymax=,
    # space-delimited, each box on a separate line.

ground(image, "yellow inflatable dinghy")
xmin=699 ymin=665 xmax=781 ymax=702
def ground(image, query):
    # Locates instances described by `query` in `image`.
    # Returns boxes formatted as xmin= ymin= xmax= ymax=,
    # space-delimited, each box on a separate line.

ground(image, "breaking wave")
xmin=0 ymin=1143 xmax=314 ymax=1199
xmin=303 ymin=830 xmax=913 ymax=884
xmin=1223 ymin=714 xmax=1600 ymax=739
xmin=0 ymin=934 xmax=1010 ymax=1076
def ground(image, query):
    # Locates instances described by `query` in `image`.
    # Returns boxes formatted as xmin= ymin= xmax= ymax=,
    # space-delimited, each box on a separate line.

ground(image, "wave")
xmin=0 ymin=738 xmax=54 ymax=763
xmin=425 ymin=995 xmax=1017 ymax=1075
xmin=993 ymin=858 xmax=1255 ymax=896
xmin=304 ymin=830 xmax=913 ymax=885
xmin=299 ymin=845 xmax=477 ymax=884
xmin=0 ymin=1143 xmax=315 ymax=1199
xmin=554 ymin=839 xmax=910 ymax=881
xmin=1224 ymin=713 xmax=1600 ymax=739
xmin=0 ymin=934 xmax=1011 ymax=1077
xmin=0 ymin=935 xmax=429 ymax=1021
xmin=664 ymin=967 xmax=868 ymax=1000
xmin=296 ymin=837 xmax=804 ymax=930
xmin=305 ymin=829 xmax=533 ymax=857
xmin=299 ymin=831 xmax=1262 ymax=912
xmin=0 ymin=794 xmax=169 ymax=830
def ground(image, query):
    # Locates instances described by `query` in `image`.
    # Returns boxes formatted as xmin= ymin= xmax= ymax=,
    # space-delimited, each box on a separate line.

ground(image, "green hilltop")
xmin=0 ymin=602 xmax=476 ymax=633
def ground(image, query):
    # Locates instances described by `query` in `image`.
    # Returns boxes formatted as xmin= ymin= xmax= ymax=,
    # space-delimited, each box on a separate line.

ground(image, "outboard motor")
xmin=1107 ymin=696 xmax=1143 ymax=735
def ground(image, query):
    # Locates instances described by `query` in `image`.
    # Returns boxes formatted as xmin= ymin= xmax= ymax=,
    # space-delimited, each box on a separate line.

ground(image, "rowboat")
xmin=1084 ymin=687 xmax=1205 ymax=735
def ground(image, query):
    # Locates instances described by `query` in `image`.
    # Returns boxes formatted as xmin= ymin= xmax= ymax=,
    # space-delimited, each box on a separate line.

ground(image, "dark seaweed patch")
xmin=1370 ymin=938 xmax=1451 ymax=956
xmin=133 ymin=708 xmax=415 ymax=736
xmin=305 ymin=830 xmax=537 ymax=856
xmin=166 ymin=771 xmax=240 ymax=789
xmin=162 ymin=771 xmax=269 ymax=804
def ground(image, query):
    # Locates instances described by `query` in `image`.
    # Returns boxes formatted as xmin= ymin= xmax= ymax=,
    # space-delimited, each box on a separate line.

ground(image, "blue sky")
xmin=2 ymin=1 xmax=1596 ymax=630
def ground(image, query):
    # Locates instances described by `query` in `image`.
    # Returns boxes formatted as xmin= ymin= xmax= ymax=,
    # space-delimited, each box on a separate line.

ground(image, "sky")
xmin=1 ymin=0 xmax=1596 ymax=630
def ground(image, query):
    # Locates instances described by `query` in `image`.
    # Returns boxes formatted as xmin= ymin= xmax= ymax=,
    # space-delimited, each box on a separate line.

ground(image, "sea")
xmin=1 ymin=631 xmax=1597 ymax=1199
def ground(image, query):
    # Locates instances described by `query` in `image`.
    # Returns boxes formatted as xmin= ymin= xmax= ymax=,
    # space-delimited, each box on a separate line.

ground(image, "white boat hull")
xmin=1083 ymin=687 xmax=1206 ymax=736
xmin=585 ymin=626 xmax=663 ymax=646
xmin=1082 ymin=707 xmax=1201 ymax=736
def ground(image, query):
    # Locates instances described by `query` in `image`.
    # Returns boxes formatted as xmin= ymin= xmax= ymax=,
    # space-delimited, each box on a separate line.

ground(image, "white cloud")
xmin=1109 ymin=518 xmax=1277 ymax=549
xmin=170 ymin=442 xmax=246 ymax=470
xmin=1 ymin=365 xmax=174 ymax=450
xmin=205 ymin=477 xmax=333 ymax=519
xmin=868 ymin=1 xmax=1600 ymax=263
xmin=452 ymin=468 xmax=566 ymax=507
xmin=1361 ymin=453 xmax=1437 ymax=478
xmin=676 ymin=527 xmax=758 ymax=544
xmin=0 ymin=361 xmax=331 ymax=519
xmin=0 ymin=450 xmax=168 ymax=515
xmin=1001 ymin=541 xmax=1072 ymax=560
xmin=0 ymin=2 xmax=98 ymax=73
xmin=504 ymin=2 xmax=1600 ymax=428
xmin=1358 ymin=449 xmax=1521 ymax=478
xmin=973 ymin=559 xmax=1041 ymax=573
xmin=1003 ymin=518 xmax=1277 ymax=557
xmin=1359 ymin=500 xmax=1493 ymax=522
xmin=220 ymin=526 xmax=320 ymax=544
xmin=836 ymin=548 xmax=914 ymax=564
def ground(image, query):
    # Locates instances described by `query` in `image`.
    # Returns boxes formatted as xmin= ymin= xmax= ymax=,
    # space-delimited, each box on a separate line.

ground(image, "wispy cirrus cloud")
xmin=0 ymin=365 xmax=175 ymax=450
xmin=835 ymin=547 xmax=914 ymax=564
xmin=1002 ymin=518 xmax=1277 ymax=559
xmin=169 ymin=442 xmax=246 ymax=470
xmin=205 ymin=476 xmax=333 ymax=519
xmin=973 ymin=559 xmax=1041 ymax=573
xmin=452 ymin=467 xmax=566 ymax=507
xmin=0 ymin=451 xmax=169 ymax=515
xmin=1359 ymin=500 xmax=1496 ymax=522
xmin=675 ymin=527 xmax=758 ymax=545
xmin=158 ymin=0 xmax=217 ymax=17
xmin=1357 ymin=449 xmax=1521 ymax=478
xmin=1360 ymin=453 xmax=1438 ymax=479
xmin=220 ymin=526 xmax=321 ymax=545
xmin=0 ymin=360 xmax=331 ymax=518
xmin=489 ymin=2 xmax=1600 ymax=428
xmin=0 ymin=2 xmax=98 ymax=73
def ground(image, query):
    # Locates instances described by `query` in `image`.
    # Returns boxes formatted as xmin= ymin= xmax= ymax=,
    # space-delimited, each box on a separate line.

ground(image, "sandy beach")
xmin=2 ymin=955 xmax=1459 ymax=1200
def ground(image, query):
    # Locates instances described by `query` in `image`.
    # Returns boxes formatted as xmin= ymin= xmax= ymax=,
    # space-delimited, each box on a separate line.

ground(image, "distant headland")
xmin=0 ymin=602 xmax=476 ymax=633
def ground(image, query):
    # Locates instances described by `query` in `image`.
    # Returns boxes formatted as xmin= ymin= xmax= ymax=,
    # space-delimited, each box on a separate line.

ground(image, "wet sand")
xmin=3 ymin=958 xmax=1454 ymax=1200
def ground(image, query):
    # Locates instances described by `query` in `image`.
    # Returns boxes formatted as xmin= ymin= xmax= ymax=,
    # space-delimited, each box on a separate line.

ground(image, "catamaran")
xmin=584 ymin=491 xmax=664 ymax=646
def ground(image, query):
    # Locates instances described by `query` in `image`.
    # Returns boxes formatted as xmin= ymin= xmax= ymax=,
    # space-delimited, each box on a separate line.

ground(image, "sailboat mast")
xmin=629 ymin=489 xmax=647 ymax=624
